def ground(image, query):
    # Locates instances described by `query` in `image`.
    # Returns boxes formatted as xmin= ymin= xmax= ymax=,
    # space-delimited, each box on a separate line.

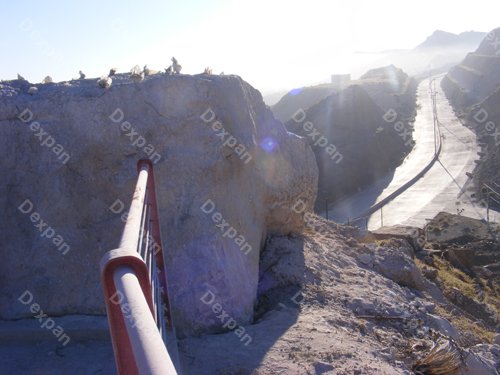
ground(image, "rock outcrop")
xmin=0 ymin=73 xmax=318 ymax=336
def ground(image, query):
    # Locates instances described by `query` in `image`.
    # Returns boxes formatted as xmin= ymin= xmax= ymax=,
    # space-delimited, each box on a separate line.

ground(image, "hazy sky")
xmin=1 ymin=0 xmax=499 ymax=95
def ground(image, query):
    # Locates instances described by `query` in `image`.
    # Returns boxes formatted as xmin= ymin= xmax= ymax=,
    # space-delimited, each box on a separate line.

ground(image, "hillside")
xmin=285 ymin=83 xmax=414 ymax=210
xmin=468 ymin=88 xmax=500 ymax=210
xmin=272 ymin=65 xmax=416 ymax=124
xmin=180 ymin=215 xmax=498 ymax=374
xmin=277 ymin=65 xmax=417 ymax=211
xmin=441 ymin=27 xmax=500 ymax=210
xmin=271 ymin=84 xmax=342 ymax=123
xmin=442 ymin=31 xmax=500 ymax=107
xmin=358 ymin=65 xmax=417 ymax=118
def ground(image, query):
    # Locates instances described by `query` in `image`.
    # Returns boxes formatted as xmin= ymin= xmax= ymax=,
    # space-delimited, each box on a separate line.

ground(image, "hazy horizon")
xmin=1 ymin=0 xmax=499 ymax=96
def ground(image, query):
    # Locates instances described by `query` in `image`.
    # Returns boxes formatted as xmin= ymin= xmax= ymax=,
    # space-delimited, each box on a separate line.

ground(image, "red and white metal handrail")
xmin=100 ymin=159 xmax=178 ymax=375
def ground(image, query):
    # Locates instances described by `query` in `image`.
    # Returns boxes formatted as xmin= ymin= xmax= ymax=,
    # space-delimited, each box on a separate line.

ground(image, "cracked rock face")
xmin=0 ymin=74 xmax=318 ymax=335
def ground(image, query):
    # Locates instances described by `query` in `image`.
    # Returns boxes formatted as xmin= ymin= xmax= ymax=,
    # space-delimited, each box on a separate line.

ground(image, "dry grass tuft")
xmin=412 ymin=339 xmax=463 ymax=375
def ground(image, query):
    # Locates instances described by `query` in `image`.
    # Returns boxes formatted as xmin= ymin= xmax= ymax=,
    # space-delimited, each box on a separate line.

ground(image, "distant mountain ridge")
xmin=268 ymin=29 xmax=486 ymax=105
xmin=415 ymin=30 xmax=486 ymax=50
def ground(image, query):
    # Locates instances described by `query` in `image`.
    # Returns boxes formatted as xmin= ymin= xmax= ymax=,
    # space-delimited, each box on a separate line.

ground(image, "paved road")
xmin=327 ymin=76 xmax=499 ymax=229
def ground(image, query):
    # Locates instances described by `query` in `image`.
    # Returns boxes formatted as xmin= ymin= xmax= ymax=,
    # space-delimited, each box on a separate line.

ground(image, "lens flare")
xmin=289 ymin=88 xmax=303 ymax=96
xmin=260 ymin=137 xmax=277 ymax=153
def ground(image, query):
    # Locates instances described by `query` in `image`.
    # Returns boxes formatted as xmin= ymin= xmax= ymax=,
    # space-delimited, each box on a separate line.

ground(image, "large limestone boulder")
xmin=0 ymin=73 xmax=318 ymax=336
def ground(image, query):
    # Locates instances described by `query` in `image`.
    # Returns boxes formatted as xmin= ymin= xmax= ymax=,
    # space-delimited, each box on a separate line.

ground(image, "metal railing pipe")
xmin=101 ymin=160 xmax=179 ymax=374
xmin=113 ymin=265 xmax=177 ymax=375
xmin=119 ymin=164 xmax=149 ymax=252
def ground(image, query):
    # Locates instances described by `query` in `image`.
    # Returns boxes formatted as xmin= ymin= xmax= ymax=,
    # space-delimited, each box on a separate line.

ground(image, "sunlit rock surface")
xmin=0 ymin=73 xmax=318 ymax=335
